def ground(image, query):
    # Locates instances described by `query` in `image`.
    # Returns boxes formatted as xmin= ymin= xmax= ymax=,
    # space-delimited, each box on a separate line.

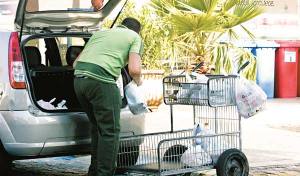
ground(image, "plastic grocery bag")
xmin=178 ymin=73 xmax=208 ymax=103
xmin=37 ymin=98 xmax=56 ymax=110
xmin=181 ymin=145 xmax=212 ymax=167
xmin=125 ymin=81 xmax=148 ymax=115
xmin=236 ymin=77 xmax=267 ymax=118
xmin=193 ymin=123 xmax=229 ymax=163
xmin=116 ymin=75 xmax=124 ymax=98
xmin=193 ymin=123 xmax=214 ymax=147
xmin=37 ymin=98 xmax=68 ymax=110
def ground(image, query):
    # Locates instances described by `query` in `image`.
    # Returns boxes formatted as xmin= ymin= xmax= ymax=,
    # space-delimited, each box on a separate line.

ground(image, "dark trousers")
xmin=74 ymin=77 xmax=121 ymax=176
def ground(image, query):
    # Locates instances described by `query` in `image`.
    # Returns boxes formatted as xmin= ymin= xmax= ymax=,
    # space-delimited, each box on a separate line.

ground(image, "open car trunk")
xmin=15 ymin=0 xmax=123 ymax=34
xmin=15 ymin=0 xmax=130 ymax=112
xmin=22 ymin=35 xmax=131 ymax=112
xmin=29 ymin=66 xmax=81 ymax=112
xmin=22 ymin=35 xmax=87 ymax=112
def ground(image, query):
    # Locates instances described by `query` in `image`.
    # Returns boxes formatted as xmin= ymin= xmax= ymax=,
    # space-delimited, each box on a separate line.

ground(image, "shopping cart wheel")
xmin=216 ymin=149 xmax=249 ymax=176
xmin=163 ymin=145 xmax=192 ymax=176
xmin=163 ymin=144 xmax=188 ymax=162
xmin=115 ymin=146 xmax=140 ymax=174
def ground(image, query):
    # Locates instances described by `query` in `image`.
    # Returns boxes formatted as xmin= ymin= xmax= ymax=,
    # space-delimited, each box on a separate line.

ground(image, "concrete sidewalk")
xmin=145 ymin=98 xmax=300 ymax=168
xmin=242 ymin=98 xmax=300 ymax=167
xmin=143 ymin=98 xmax=300 ymax=176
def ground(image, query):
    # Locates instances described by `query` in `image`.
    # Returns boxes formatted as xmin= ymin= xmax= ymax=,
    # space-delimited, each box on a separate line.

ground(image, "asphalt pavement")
xmin=7 ymin=98 xmax=300 ymax=176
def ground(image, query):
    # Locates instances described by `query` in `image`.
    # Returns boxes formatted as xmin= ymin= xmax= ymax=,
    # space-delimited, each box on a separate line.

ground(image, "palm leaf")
xmin=175 ymin=0 xmax=205 ymax=14
xmin=227 ymin=29 xmax=240 ymax=40
xmin=234 ymin=1 xmax=265 ymax=25
xmin=240 ymin=24 xmax=256 ymax=40
xmin=222 ymin=0 xmax=240 ymax=11
xmin=170 ymin=12 xmax=223 ymax=34
xmin=151 ymin=0 xmax=190 ymax=14
xmin=151 ymin=0 xmax=169 ymax=14
xmin=189 ymin=0 xmax=219 ymax=14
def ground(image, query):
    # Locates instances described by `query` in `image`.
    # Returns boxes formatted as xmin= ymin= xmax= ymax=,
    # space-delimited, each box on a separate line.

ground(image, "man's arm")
xmin=128 ymin=53 xmax=142 ymax=86
xmin=73 ymin=57 xmax=79 ymax=68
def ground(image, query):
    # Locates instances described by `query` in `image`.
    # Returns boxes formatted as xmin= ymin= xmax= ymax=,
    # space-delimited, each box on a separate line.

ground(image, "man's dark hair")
xmin=121 ymin=17 xmax=141 ymax=34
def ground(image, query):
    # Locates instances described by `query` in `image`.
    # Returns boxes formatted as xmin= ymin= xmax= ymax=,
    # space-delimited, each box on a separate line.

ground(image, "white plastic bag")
xmin=37 ymin=98 xmax=69 ymax=110
xmin=57 ymin=100 xmax=68 ymax=110
xmin=236 ymin=78 xmax=267 ymax=118
xmin=37 ymin=98 xmax=56 ymax=110
xmin=178 ymin=73 xmax=208 ymax=103
xmin=181 ymin=145 xmax=212 ymax=167
xmin=124 ymin=81 xmax=148 ymax=115
xmin=193 ymin=123 xmax=214 ymax=147
xmin=193 ymin=123 xmax=229 ymax=163
xmin=116 ymin=75 xmax=124 ymax=98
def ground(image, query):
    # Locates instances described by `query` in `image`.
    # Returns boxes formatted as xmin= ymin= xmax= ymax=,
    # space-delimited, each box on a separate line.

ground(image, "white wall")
xmin=245 ymin=0 xmax=300 ymax=40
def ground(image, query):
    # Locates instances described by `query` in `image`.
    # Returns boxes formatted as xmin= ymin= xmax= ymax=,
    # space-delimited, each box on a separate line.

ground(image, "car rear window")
xmin=26 ymin=0 xmax=109 ymax=12
xmin=0 ymin=0 xmax=18 ymax=30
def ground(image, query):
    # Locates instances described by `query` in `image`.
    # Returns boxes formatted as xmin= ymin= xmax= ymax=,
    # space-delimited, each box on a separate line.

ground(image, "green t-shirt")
xmin=74 ymin=25 xmax=143 ymax=84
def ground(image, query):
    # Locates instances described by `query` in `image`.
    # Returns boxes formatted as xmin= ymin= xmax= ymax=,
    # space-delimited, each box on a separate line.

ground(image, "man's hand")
xmin=134 ymin=78 xmax=143 ymax=86
xmin=91 ymin=0 xmax=104 ymax=11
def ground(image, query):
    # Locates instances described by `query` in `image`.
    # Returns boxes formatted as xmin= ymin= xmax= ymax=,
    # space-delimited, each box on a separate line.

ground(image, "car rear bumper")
xmin=0 ymin=108 xmax=146 ymax=157
xmin=5 ymin=138 xmax=90 ymax=157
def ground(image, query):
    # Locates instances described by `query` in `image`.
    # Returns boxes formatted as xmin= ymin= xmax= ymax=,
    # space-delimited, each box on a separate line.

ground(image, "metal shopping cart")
xmin=117 ymin=74 xmax=249 ymax=176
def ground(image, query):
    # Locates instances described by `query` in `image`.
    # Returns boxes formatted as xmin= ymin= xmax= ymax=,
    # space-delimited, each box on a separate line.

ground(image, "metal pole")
xmin=170 ymin=105 xmax=174 ymax=132
xmin=215 ymin=107 xmax=218 ymax=134
xmin=239 ymin=114 xmax=242 ymax=151
xmin=193 ymin=105 xmax=196 ymax=125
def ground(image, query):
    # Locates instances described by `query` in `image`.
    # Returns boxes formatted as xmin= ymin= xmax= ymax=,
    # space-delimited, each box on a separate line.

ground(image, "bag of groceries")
xmin=125 ymin=81 xmax=148 ymax=115
xmin=235 ymin=77 xmax=267 ymax=118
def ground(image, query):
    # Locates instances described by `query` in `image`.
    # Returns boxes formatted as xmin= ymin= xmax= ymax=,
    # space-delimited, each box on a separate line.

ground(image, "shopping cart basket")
xmin=118 ymin=74 xmax=249 ymax=176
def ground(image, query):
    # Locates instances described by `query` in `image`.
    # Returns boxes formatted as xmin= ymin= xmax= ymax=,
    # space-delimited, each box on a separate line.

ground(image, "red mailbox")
xmin=275 ymin=41 xmax=300 ymax=98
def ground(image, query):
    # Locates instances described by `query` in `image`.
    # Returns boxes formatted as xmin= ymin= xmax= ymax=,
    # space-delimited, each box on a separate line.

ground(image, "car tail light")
xmin=8 ymin=32 xmax=26 ymax=89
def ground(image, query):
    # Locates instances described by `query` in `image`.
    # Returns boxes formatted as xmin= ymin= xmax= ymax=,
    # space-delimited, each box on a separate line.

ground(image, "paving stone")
xmin=6 ymin=159 xmax=300 ymax=176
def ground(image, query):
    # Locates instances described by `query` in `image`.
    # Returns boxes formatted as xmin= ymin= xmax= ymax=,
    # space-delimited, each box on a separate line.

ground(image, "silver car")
xmin=0 ymin=0 xmax=145 ymax=172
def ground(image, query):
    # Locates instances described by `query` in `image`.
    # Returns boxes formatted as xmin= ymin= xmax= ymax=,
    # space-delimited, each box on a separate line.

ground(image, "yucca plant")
xmin=151 ymin=0 xmax=264 ymax=80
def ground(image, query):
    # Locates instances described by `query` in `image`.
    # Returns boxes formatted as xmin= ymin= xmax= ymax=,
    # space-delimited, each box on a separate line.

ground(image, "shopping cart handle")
xmin=178 ymin=62 xmax=205 ymax=75
xmin=192 ymin=62 xmax=205 ymax=72
xmin=237 ymin=61 xmax=250 ymax=74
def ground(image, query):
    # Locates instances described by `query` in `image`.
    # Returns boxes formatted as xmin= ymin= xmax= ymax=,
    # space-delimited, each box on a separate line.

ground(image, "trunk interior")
xmin=22 ymin=35 xmax=131 ymax=112
xmin=22 ymin=36 xmax=86 ymax=112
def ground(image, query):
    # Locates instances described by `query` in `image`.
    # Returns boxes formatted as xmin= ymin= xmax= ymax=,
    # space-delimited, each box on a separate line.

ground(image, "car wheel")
xmin=0 ymin=142 xmax=12 ymax=174
xmin=115 ymin=146 xmax=139 ymax=174
xmin=216 ymin=148 xmax=249 ymax=176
